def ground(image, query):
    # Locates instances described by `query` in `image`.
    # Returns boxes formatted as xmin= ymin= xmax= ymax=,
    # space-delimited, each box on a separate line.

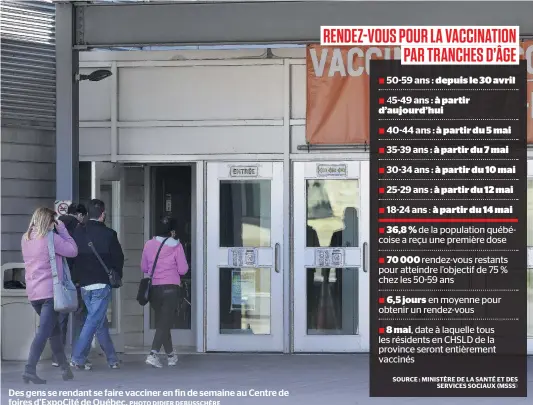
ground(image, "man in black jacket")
xmin=58 ymin=203 xmax=87 ymax=236
xmin=70 ymin=199 xmax=124 ymax=369
xmin=52 ymin=203 xmax=87 ymax=367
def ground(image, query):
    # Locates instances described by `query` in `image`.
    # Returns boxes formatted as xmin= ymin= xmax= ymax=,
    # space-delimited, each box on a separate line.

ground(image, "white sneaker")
xmin=167 ymin=352 xmax=178 ymax=367
xmin=145 ymin=353 xmax=162 ymax=368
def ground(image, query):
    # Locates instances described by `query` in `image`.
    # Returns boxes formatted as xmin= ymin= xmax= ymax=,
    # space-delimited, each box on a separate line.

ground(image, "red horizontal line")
xmin=378 ymin=218 xmax=518 ymax=223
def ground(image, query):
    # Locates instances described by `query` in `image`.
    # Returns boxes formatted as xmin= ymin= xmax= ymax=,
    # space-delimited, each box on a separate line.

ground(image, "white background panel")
xmin=290 ymin=125 xmax=306 ymax=152
xmin=118 ymin=126 xmax=284 ymax=155
xmin=79 ymin=128 xmax=111 ymax=156
xmin=79 ymin=67 xmax=111 ymax=121
xmin=118 ymin=65 xmax=284 ymax=121
xmin=290 ymin=64 xmax=306 ymax=119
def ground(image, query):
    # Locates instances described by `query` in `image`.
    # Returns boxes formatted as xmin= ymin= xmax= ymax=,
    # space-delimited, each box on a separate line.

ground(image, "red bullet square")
xmin=379 ymin=207 xmax=385 ymax=213
xmin=378 ymin=98 xmax=385 ymax=104
xmin=379 ymin=148 xmax=385 ymax=154
xmin=379 ymin=168 xmax=385 ymax=174
xmin=379 ymin=298 xmax=385 ymax=304
xmin=379 ymin=228 xmax=385 ymax=234
xmin=379 ymin=188 xmax=385 ymax=194
xmin=378 ymin=258 xmax=385 ymax=264
xmin=378 ymin=78 xmax=385 ymax=84
xmin=379 ymin=128 xmax=385 ymax=135
xmin=379 ymin=328 xmax=385 ymax=334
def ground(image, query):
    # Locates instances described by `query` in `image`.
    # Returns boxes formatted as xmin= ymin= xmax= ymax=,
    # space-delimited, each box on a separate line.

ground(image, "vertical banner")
xmin=306 ymin=42 xmax=533 ymax=144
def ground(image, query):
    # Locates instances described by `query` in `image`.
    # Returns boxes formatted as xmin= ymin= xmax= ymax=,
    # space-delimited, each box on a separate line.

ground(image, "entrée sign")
xmin=230 ymin=166 xmax=258 ymax=177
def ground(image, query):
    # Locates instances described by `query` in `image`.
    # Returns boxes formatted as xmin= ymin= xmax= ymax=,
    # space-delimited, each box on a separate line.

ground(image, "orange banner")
xmin=306 ymin=41 xmax=533 ymax=144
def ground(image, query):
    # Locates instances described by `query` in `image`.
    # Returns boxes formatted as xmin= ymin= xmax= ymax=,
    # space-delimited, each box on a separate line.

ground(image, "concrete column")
xmin=55 ymin=3 xmax=79 ymax=350
xmin=55 ymin=2 xmax=79 ymax=202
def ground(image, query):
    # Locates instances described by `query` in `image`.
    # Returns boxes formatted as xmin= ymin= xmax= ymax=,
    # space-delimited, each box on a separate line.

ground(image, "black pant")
xmin=27 ymin=299 xmax=68 ymax=373
xmin=150 ymin=285 xmax=179 ymax=354
xmin=52 ymin=287 xmax=87 ymax=363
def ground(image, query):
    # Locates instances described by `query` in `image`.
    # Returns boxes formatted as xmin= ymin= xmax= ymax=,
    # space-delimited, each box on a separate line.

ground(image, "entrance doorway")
xmin=143 ymin=165 xmax=195 ymax=349
xmin=206 ymin=162 xmax=284 ymax=351
xmin=293 ymin=161 xmax=370 ymax=352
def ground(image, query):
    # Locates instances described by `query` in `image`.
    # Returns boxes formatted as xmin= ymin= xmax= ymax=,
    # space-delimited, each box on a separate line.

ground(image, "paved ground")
xmin=2 ymin=354 xmax=532 ymax=405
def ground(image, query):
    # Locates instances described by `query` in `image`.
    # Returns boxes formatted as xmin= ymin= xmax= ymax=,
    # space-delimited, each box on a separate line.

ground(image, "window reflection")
xmin=219 ymin=181 xmax=272 ymax=334
xmin=219 ymin=181 xmax=271 ymax=247
xmin=306 ymin=179 xmax=359 ymax=335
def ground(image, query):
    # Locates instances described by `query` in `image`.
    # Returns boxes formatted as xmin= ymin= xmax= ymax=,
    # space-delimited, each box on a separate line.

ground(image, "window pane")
xmin=219 ymin=180 xmax=271 ymax=247
xmin=306 ymin=179 xmax=360 ymax=335
xmin=219 ymin=267 xmax=271 ymax=335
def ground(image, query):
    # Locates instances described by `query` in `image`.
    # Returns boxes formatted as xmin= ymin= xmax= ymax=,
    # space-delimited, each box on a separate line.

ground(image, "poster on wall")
xmin=305 ymin=41 xmax=533 ymax=144
xmin=230 ymin=269 xmax=256 ymax=312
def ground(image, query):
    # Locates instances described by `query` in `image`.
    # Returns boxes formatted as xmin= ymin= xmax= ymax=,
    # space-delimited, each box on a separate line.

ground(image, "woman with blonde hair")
xmin=21 ymin=207 xmax=78 ymax=384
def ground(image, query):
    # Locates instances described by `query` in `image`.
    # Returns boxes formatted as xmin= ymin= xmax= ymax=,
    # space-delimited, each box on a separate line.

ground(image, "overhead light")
xmin=77 ymin=69 xmax=112 ymax=82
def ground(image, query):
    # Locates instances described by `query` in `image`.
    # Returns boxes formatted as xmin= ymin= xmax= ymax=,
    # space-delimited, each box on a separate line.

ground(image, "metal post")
xmin=55 ymin=2 xmax=79 ymax=349
xmin=55 ymin=2 xmax=79 ymax=203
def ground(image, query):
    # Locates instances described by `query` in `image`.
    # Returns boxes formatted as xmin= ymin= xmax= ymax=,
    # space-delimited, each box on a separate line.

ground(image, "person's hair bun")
xmin=161 ymin=215 xmax=177 ymax=235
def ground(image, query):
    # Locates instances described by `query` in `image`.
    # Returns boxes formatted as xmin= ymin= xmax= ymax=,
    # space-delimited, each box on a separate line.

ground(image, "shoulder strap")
xmin=47 ymin=231 xmax=59 ymax=283
xmin=149 ymin=237 xmax=171 ymax=278
xmin=85 ymin=226 xmax=112 ymax=276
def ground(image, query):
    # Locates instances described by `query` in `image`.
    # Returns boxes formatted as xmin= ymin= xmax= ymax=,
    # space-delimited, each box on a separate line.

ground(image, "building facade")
xmin=1 ymin=1 xmax=532 ymax=355
xmin=76 ymin=47 xmax=533 ymax=354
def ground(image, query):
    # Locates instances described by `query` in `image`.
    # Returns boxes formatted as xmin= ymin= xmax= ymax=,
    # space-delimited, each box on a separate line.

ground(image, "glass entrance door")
xmin=206 ymin=162 xmax=284 ymax=351
xmin=293 ymin=161 xmax=370 ymax=352
xmin=144 ymin=166 xmax=195 ymax=348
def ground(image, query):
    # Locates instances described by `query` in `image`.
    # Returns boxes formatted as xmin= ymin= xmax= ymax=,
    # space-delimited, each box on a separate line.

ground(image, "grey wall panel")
xmin=1 ymin=144 xmax=55 ymax=163
xmin=78 ymin=1 xmax=533 ymax=47
xmin=0 ymin=126 xmax=55 ymax=145
xmin=1 ymin=127 xmax=55 ymax=265
xmin=1 ymin=179 xmax=56 ymax=198
xmin=118 ymin=126 xmax=285 ymax=155
xmin=0 ymin=1 xmax=57 ymax=265
xmin=1 ymin=215 xmax=33 ymax=234
xmin=1 ymin=162 xmax=56 ymax=180
xmin=0 ymin=0 xmax=56 ymax=128
xmin=122 ymin=167 xmax=145 ymax=347
xmin=1 ymin=197 xmax=55 ymax=215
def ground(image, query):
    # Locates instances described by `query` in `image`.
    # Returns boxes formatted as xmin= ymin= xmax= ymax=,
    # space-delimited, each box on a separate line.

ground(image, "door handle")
xmin=363 ymin=242 xmax=368 ymax=272
xmin=274 ymin=243 xmax=281 ymax=273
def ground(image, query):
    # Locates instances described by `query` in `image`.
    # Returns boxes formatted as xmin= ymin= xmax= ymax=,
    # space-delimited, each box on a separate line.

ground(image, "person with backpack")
xmin=70 ymin=199 xmax=124 ymax=370
xmin=142 ymin=216 xmax=189 ymax=368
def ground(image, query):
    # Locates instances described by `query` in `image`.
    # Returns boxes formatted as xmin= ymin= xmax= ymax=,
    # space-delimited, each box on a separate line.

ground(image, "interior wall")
xmin=121 ymin=166 xmax=145 ymax=347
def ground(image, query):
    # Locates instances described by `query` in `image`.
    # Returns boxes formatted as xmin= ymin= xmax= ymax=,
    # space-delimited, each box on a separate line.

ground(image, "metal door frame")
xmin=142 ymin=163 xmax=203 ymax=351
xmin=206 ymin=161 xmax=285 ymax=352
xmin=292 ymin=160 xmax=370 ymax=352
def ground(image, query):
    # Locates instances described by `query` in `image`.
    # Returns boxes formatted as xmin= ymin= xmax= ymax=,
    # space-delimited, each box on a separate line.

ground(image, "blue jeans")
xmin=27 ymin=299 xmax=68 ymax=373
xmin=71 ymin=285 xmax=118 ymax=366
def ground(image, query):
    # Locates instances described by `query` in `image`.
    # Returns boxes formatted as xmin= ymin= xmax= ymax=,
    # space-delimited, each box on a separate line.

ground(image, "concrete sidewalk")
xmin=2 ymin=354 xmax=532 ymax=405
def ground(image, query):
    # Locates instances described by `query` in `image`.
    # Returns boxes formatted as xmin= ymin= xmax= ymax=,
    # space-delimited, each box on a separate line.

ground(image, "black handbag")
xmin=85 ymin=228 xmax=123 ymax=289
xmin=136 ymin=237 xmax=169 ymax=306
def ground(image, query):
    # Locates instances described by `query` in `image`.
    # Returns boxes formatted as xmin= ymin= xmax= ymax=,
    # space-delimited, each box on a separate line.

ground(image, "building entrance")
xmin=143 ymin=165 xmax=195 ymax=349
xmin=293 ymin=161 xmax=370 ymax=352
xmin=206 ymin=162 xmax=284 ymax=352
